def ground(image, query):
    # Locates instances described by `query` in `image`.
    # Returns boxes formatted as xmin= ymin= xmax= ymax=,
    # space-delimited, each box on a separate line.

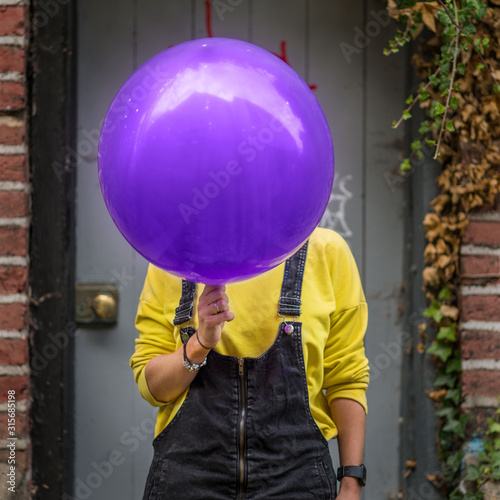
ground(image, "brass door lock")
xmin=75 ymin=283 xmax=119 ymax=324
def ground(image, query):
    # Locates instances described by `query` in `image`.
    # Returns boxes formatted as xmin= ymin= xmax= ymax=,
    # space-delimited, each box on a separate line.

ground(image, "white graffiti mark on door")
xmin=320 ymin=175 xmax=353 ymax=238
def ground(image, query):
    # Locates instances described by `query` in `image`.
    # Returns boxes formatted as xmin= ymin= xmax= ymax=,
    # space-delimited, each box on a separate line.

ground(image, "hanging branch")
xmin=392 ymin=67 xmax=442 ymax=129
xmin=437 ymin=0 xmax=500 ymax=88
xmin=384 ymin=15 xmax=413 ymax=56
xmin=434 ymin=2 xmax=460 ymax=159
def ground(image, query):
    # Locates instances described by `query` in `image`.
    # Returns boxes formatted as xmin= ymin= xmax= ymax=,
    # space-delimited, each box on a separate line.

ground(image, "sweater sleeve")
xmin=322 ymin=235 xmax=370 ymax=413
xmin=129 ymin=263 xmax=178 ymax=407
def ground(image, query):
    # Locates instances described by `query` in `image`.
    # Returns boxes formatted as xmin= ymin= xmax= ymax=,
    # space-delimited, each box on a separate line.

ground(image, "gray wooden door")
xmin=75 ymin=1 xmax=407 ymax=498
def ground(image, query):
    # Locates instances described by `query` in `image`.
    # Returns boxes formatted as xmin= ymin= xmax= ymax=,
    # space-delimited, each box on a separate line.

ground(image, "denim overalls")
xmin=142 ymin=242 xmax=337 ymax=499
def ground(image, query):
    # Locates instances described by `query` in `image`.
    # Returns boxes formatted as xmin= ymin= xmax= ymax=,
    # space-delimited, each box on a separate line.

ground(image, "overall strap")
xmin=278 ymin=241 xmax=309 ymax=317
xmin=173 ymin=280 xmax=197 ymax=343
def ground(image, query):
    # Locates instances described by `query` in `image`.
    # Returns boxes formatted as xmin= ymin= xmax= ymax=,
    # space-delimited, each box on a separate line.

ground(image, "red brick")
xmin=0 ymin=338 xmax=28 ymax=364
xmin=0 ymin=81 xmax=25 ymax=111
xmin=0 ymin=302 xmax=27 ymax=330
xmin=0 ymin=266 xmax=27 ymax=294
xmin=0 ymin=190 xmax=28 ymax=217
xmin=0 ymin=449 xmax=28 ymax=470
xmin=0 ymin=375 xmax=29 ymax=401
xmin=462 ymin=221 xmax=500 ymax=247
xmin=462 ymin=370 xmax=500 ymax=398
xmin=0 ymin=6 xmax=26 ymax=36
xmin=0 ymin=155 xmax=27 ymax=183
xmin=0 ymin=46 xmax=25 ymax=73
xmin=0 ymin=226 xmax=28 ymax=255
xmin=0 ymin=409 xmax=28 ymax=439
xmin=461 ymin=331 xmax=500 ymax=359
xmin=460 ymin=295 xmax=500 ymax=322
xmin=0 ymin=121 xmax=25 ymax=145
xmin=460 ymin=255 xmax=499 ymax=276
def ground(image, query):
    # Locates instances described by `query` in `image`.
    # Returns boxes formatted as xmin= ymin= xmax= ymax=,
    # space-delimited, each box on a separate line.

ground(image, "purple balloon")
xmin=98 ymin=38 xmax=334 ymax=285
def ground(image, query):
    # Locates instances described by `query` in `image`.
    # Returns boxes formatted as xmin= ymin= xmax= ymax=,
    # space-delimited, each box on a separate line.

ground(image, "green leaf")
xmin=477 ymin=63 xmax=485 ymax=71
xmin=419 ymin=89 xmax=431 ymax=102
xmin=426 ymin=139 xmax=437 ymax=147
xmin=494 ymin=84 xmax=500 ymax=95
xmin=436 ymin=406 xmax=456 ymax=419
xmin=464 ymin=464 xmax=481 ymax=481
xmin=438 ymin=286 xmax=451 ymax=300
xmin=437 ymin=8 xmax=452 ymax=27
xmin=446 ymin=120 xmax=455 ymax=132
xmin=450 ymin=95 xmax=460 ymax=110
xmin=429 ymin=73 xmax=440 ymax=87
xmin=487 ymin=420 xmax=500 ymax=434
xmin=434 ymin=373 xmax=458 ymax=388
xmin=400 ymin=158 xmax=411 ymax=171
xmin=411 ymin=139 xmax=422 ymax=152
xmin=435 ymin=102 xmax=446 ymax=115
xmin=403 ymin=109 xmax=412 ymax=120
xmin=437 ymin=325 xmax=457 ymax=341
xmin=424 ymin=300 xmax=444 ymax=322
xmin=419 ymin=121 xmax=431 ymax=135
xmin=462 ymin=19 xmax=477 ymax=35
xmin=427 ymin=341 xmax=453 ymax=362
xmin=433 ymin=117 xmax=443 ymax=129
xmin=405 ymin=94 xmax=414 ymax=105
xmin=459 ymin=413 xmax=473 ymax=433
xmin=445 ymin=358 xmax=462 ymax=374
xmin=482 ymin=37 xmax=490 ymax=47
xmin=445 ymin=388 xmax=461 ymax=405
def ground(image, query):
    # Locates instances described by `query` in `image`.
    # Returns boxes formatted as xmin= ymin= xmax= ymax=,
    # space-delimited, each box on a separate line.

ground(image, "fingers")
xmin=204 ymin=309 xmax=235 ymax=324
xmin=201 ymin=286 xmax=229 ymax=306
xmin=198 ymin=285 xmax=233 ymax=324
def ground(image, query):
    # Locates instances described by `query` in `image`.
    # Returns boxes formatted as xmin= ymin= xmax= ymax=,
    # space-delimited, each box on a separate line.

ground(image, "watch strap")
xmin=336 ymin=464 xmax=366 ymax=487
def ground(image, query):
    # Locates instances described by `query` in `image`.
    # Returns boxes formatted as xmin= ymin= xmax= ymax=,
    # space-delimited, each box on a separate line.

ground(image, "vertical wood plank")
xmin=193 ymin=0 xmax=251 ymax=40
xmin=364 ymin=0 xmax=408 ymax=497
xmin=310 ymin=1 xmax=365 ymax=270
xmin=136 ymin=0 xmax=193 ymax=66
xmin=252 ymin=0 xmax=306 ymax=79
xmin=76 ymin=1 xmax=141 ymax=498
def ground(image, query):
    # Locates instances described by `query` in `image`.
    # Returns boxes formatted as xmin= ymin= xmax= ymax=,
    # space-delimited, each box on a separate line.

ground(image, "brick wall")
xmin=459 ymin=210 xmax=500 ymax=432
xmin=0 ymin=1 xmax=30 ymax=498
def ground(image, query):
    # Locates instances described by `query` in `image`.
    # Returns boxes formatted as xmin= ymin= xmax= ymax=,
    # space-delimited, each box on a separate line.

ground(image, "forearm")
xmin=144 ymin=334 xmax=210 ymax=403
xmin=145 ymin=285 xmax=234 ymax=404
xmin=330 ymin=398 xmax=366 ymax=496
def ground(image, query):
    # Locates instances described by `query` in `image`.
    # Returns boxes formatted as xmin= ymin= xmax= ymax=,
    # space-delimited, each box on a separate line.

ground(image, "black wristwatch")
xmin=337 ymin=464 xmax=366 ymax=487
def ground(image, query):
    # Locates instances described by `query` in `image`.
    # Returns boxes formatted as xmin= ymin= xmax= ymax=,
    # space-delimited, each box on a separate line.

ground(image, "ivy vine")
xmin=385 ymin=0 xmax=500 ymax=498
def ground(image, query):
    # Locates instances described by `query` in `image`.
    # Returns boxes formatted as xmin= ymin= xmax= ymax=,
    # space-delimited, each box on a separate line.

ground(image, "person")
xmin=129 ymin=226 xmax=370 ymax=500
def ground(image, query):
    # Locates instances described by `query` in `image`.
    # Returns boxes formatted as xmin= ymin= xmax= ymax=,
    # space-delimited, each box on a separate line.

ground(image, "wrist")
xmin=195 ymin=330 xmax=216 ymax=350
xmin=339 ymin=476 xmax=362 ymax=493
xmin=186 ymin=335 xmax=210 ymax=364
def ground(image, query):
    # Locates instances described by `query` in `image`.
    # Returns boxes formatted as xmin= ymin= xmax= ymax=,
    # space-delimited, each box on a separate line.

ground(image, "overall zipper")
xmin=237 ymin=358 xmax=247 ymax=500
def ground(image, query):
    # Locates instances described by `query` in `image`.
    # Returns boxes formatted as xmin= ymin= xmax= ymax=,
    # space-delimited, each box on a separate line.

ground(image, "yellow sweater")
xmin=129 ymin=227 xmax=370 ymax=440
